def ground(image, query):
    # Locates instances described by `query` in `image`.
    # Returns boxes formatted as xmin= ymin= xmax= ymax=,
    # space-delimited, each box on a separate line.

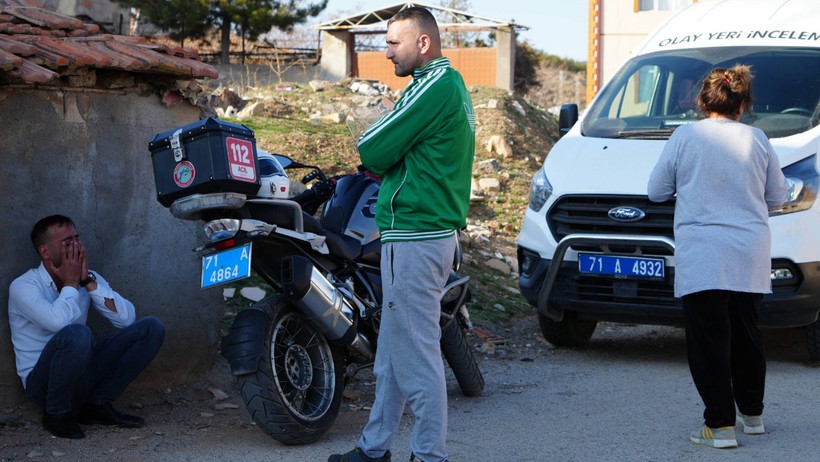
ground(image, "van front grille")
xmin=547 ymin=195 xmax=675 ymax=255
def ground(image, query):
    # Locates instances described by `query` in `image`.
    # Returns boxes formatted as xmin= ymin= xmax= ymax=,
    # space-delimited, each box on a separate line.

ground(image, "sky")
xmin=317 ymin=0 xmax=589 ymax=61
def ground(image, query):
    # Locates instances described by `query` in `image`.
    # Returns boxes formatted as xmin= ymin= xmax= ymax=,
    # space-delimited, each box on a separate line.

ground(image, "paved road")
xmin=163 ymin=320 xmax=820 ymax=461
xmin=3 ymin=318 xmax=817 ymax=461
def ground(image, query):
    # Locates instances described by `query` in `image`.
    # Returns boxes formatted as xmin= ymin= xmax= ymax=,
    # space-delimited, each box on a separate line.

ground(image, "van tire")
xmin=806 ymin=320 xmax=820 ymax=363
xmin=537 ymin=311 xmax=597 ymax=347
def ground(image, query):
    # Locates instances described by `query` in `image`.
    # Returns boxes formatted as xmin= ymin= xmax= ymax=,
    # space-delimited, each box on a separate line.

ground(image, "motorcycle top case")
xmin=149 ymin=117 xmax=260 ymax=207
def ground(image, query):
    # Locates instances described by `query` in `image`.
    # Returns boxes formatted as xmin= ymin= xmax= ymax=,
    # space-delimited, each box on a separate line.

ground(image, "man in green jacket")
xmin=329 ymin=6 xmax=475 ymax=462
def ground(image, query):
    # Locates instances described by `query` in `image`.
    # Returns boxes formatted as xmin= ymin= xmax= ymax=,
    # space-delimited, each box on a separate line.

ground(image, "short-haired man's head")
xmin=388 ymin=6 xmax=441 ymax=44
xmin=31 ymin=215 xmax=74 ymax=251
xmin=697 ymin=64 xmax=754 ymax=117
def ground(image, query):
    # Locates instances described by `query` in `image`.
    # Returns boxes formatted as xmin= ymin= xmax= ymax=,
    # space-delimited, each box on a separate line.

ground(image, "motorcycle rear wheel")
xmin=237 ymin=300 xmax=344 ymax=445
xmin=440 ymin=318 xmax=485 ymax=397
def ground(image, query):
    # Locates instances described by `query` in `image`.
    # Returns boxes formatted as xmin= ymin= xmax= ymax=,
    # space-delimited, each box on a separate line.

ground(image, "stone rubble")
xmin=239 ymin=286 xmax=266 ymax=302
xmin=203 ymin=79 xmax=523 ymax=284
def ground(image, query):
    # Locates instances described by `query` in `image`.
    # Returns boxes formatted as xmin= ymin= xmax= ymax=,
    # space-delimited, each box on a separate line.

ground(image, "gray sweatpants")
xmin=358 ymin=237 xmax=456 ymax=462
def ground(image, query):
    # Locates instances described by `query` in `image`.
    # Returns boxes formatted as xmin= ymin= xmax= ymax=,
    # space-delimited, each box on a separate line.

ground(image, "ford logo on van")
xmin=608 ymin=206 xmax=646 ymax=222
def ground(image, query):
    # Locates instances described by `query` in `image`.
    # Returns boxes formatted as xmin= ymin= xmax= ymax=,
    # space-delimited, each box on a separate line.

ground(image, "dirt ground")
xmin=0 ymin=315 xmax=512 ymax=462
xmin=2 ymin=315 xmax=815 ymax=462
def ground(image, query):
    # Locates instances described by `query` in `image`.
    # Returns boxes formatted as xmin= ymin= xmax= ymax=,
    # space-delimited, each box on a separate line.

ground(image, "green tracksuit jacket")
xmin=357 ymin=57 xmax=475 ymax=243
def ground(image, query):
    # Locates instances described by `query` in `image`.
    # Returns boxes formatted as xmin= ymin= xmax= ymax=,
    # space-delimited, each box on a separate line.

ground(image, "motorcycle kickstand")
xmin=344 ymin=361 xmax=375 ymax=384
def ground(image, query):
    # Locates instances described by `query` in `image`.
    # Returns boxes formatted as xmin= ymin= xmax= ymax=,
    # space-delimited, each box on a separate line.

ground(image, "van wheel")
xmin=538 ymin=311 xmax=597 ymax=347
xmin=806 ymin=320 xmax=820 ymax=363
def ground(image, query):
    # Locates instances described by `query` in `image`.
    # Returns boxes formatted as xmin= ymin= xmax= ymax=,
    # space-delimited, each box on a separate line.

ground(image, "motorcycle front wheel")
xmin=237 ymin=300 xmax=344 ymax=445
xmin=440 ymin=316 xmax=485 ymax=397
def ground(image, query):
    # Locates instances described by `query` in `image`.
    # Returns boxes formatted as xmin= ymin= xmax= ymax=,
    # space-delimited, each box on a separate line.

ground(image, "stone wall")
xmin=0 ymin=89 xmax=224 ymax=408
xmin=213 ymin=63 xmax=321 ymax=88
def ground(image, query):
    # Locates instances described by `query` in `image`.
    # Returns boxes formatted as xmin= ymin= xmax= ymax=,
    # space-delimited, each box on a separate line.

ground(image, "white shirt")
xmin=8 ymin=263 xmax=136 ymax=387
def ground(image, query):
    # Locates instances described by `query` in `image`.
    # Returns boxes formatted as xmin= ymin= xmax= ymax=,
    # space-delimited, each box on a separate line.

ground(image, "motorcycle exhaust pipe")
xmin=281 ymin=256 xmax=374 ymax=361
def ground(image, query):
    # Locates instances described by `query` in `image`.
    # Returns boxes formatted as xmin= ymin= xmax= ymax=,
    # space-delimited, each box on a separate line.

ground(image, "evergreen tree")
xmin=216 ymin=0 xmax=327 ymax=64
xmin=121 ymin=0 xmax=327 ymax=64
xmin=119 ymin=0 xmax=210 ymax=47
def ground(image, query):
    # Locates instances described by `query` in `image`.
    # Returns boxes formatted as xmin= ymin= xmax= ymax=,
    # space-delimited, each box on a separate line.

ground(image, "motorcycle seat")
xmin=302 ymin=211 xmax=362 ymax=261
xmin=243 ymin=202 xmax=363 ymax=260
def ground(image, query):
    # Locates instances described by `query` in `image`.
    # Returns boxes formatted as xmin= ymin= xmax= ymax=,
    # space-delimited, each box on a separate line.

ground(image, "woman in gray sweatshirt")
xmin=648 ymin=64 xmax=788 ymax=449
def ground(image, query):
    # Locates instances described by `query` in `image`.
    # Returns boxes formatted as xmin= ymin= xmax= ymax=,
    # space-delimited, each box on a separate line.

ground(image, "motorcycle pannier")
xmin=149 ymin=117 xmax=260 ymax=207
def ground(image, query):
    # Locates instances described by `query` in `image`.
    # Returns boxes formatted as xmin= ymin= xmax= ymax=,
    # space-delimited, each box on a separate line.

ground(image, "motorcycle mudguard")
xmin=220 ymin=308 xmax=270 ymax=375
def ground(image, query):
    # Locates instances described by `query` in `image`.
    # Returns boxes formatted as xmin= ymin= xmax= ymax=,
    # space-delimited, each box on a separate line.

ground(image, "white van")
xmin=516 ymin=0 xmax=820 ymax=360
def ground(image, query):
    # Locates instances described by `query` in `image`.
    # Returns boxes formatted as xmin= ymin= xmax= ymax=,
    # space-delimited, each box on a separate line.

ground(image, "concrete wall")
xmin=318 ymin=30 xmax=354 ymax=82
xmin=214 ymin=63 xmax=321 ymax=88
xmin=495 ymin=26 xmax=516 ymax=91
xmin=318 ymin=27 xmax=515 ymax=91
xmin=0 ymin=89 xmax=224 ymax=408
xmin=356 ymin=47 xmax=497 ymax=92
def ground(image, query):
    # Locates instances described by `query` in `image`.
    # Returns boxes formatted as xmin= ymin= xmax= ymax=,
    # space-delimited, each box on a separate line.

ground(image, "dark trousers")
xmin=682 ymin=290 xmax=766 ymax=428
xmin=25 ymin=316 xmax=165 ymax=416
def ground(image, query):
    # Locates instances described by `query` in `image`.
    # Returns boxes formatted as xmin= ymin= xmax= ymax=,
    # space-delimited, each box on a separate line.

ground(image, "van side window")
xmin=609 ymin=65 xmax=660 ymax=118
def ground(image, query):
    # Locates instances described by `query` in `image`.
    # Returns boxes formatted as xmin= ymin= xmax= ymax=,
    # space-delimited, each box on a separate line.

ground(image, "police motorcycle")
xmin=149 ymin=117 xmax=484 ymax=445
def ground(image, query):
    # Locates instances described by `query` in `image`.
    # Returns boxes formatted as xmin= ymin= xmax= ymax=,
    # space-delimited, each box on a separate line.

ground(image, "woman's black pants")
xmin=682 ymin=290 xmax=766 ymax=428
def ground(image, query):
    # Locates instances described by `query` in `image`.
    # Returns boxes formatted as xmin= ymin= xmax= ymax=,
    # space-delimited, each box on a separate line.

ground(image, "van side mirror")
xmin=558 ymin=104 xmax=579 ymax=138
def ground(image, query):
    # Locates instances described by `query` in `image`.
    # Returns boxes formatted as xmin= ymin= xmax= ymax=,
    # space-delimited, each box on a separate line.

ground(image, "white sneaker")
xmin=690 ymin=425 xmax=738 ymax=449
xmin=736 ymin=413 xmax=765 ymax=434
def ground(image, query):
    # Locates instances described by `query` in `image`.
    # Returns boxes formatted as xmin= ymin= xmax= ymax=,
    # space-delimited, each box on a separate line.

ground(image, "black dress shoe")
xmin=78 ymin=402 xmax=145 ymax=428
xmin=42 ymin=412 xmax=85 ymax=439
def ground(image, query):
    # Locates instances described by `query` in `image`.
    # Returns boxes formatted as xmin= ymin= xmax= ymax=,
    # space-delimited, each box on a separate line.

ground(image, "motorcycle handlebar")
xmin=301 ymin=170 xmax=320 ymax=184
xmin=291 ymin=177 xmax=337 ymax=215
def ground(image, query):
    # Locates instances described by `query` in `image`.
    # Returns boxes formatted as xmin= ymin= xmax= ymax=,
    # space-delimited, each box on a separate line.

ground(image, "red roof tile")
xmin=2 ymin=5 xmax=84 ymax=29
xmin=0 ymin=35 xmax=35 ymax=54
xmin=0 ymin=47 xmax=21 ymax=70
xmin=7 ymin=55 xmax=57 ymax=82
xmin=0 ymin=0 xmax=218 ymax=85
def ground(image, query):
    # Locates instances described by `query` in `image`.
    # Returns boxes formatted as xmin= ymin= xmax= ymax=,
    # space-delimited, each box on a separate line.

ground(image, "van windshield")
xmin=582 ymin=47 xmax=820 ymax=139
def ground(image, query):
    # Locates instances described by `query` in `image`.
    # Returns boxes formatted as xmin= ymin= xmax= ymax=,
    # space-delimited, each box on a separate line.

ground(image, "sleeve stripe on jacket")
xmin=357 ymin=67 xmax=447 ymax=148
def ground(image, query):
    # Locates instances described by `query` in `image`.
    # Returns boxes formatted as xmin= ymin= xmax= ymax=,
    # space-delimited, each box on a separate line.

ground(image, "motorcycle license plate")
xmin=201 ymin=243 xmax=252 ymax=288
xmin=578 ymin=253 xmax=665 ymax=280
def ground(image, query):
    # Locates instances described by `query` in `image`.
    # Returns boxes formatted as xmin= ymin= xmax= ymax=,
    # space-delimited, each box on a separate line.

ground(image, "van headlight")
xmin=528 ymin=168 xmax=553 ymax=212
xmin=769 ymin=155 xmax=818 ymax=216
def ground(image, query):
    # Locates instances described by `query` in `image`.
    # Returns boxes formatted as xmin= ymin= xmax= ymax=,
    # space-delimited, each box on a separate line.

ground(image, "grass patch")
xmin=460 ymin=264 xmax=532 ymax=324
xmin=230 ymin=115 xmax=350 ymax=137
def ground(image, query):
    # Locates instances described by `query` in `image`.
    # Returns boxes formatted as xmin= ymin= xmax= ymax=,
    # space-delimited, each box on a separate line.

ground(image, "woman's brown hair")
xmin=697 ymin=64 xmax=754 ymax=118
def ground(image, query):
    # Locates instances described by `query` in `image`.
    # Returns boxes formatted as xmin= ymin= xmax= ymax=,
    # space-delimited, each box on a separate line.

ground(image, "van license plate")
xmin=201 ymin=243 xmax=252 ymax=288
xmin=578 ymin=254 xmax=665 ymax=279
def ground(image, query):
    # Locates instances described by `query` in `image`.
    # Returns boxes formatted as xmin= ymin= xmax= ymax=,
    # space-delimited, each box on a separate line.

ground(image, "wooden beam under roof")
xmin=314 ymin=1 xmax=527 ymax=32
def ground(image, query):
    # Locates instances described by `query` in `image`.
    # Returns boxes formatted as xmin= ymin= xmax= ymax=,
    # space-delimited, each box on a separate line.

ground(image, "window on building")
xmin=637 ymin=0 xmax=691 ymax=12
xmin=638 ymin=0 xmax=654 ymax=10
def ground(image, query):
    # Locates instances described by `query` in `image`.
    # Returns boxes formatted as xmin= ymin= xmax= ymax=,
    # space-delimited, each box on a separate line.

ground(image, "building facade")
xmin=587 ymin=0 xmax=696 ymax=102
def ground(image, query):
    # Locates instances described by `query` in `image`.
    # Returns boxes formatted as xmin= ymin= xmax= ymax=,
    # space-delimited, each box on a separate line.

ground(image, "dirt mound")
xmin=208 ymin=80 xmax=558 ymax=321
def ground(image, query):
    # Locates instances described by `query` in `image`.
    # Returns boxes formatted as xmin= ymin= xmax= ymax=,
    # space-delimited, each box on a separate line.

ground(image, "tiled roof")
xmin=0 ymin=0 xmax=218 ymax=86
